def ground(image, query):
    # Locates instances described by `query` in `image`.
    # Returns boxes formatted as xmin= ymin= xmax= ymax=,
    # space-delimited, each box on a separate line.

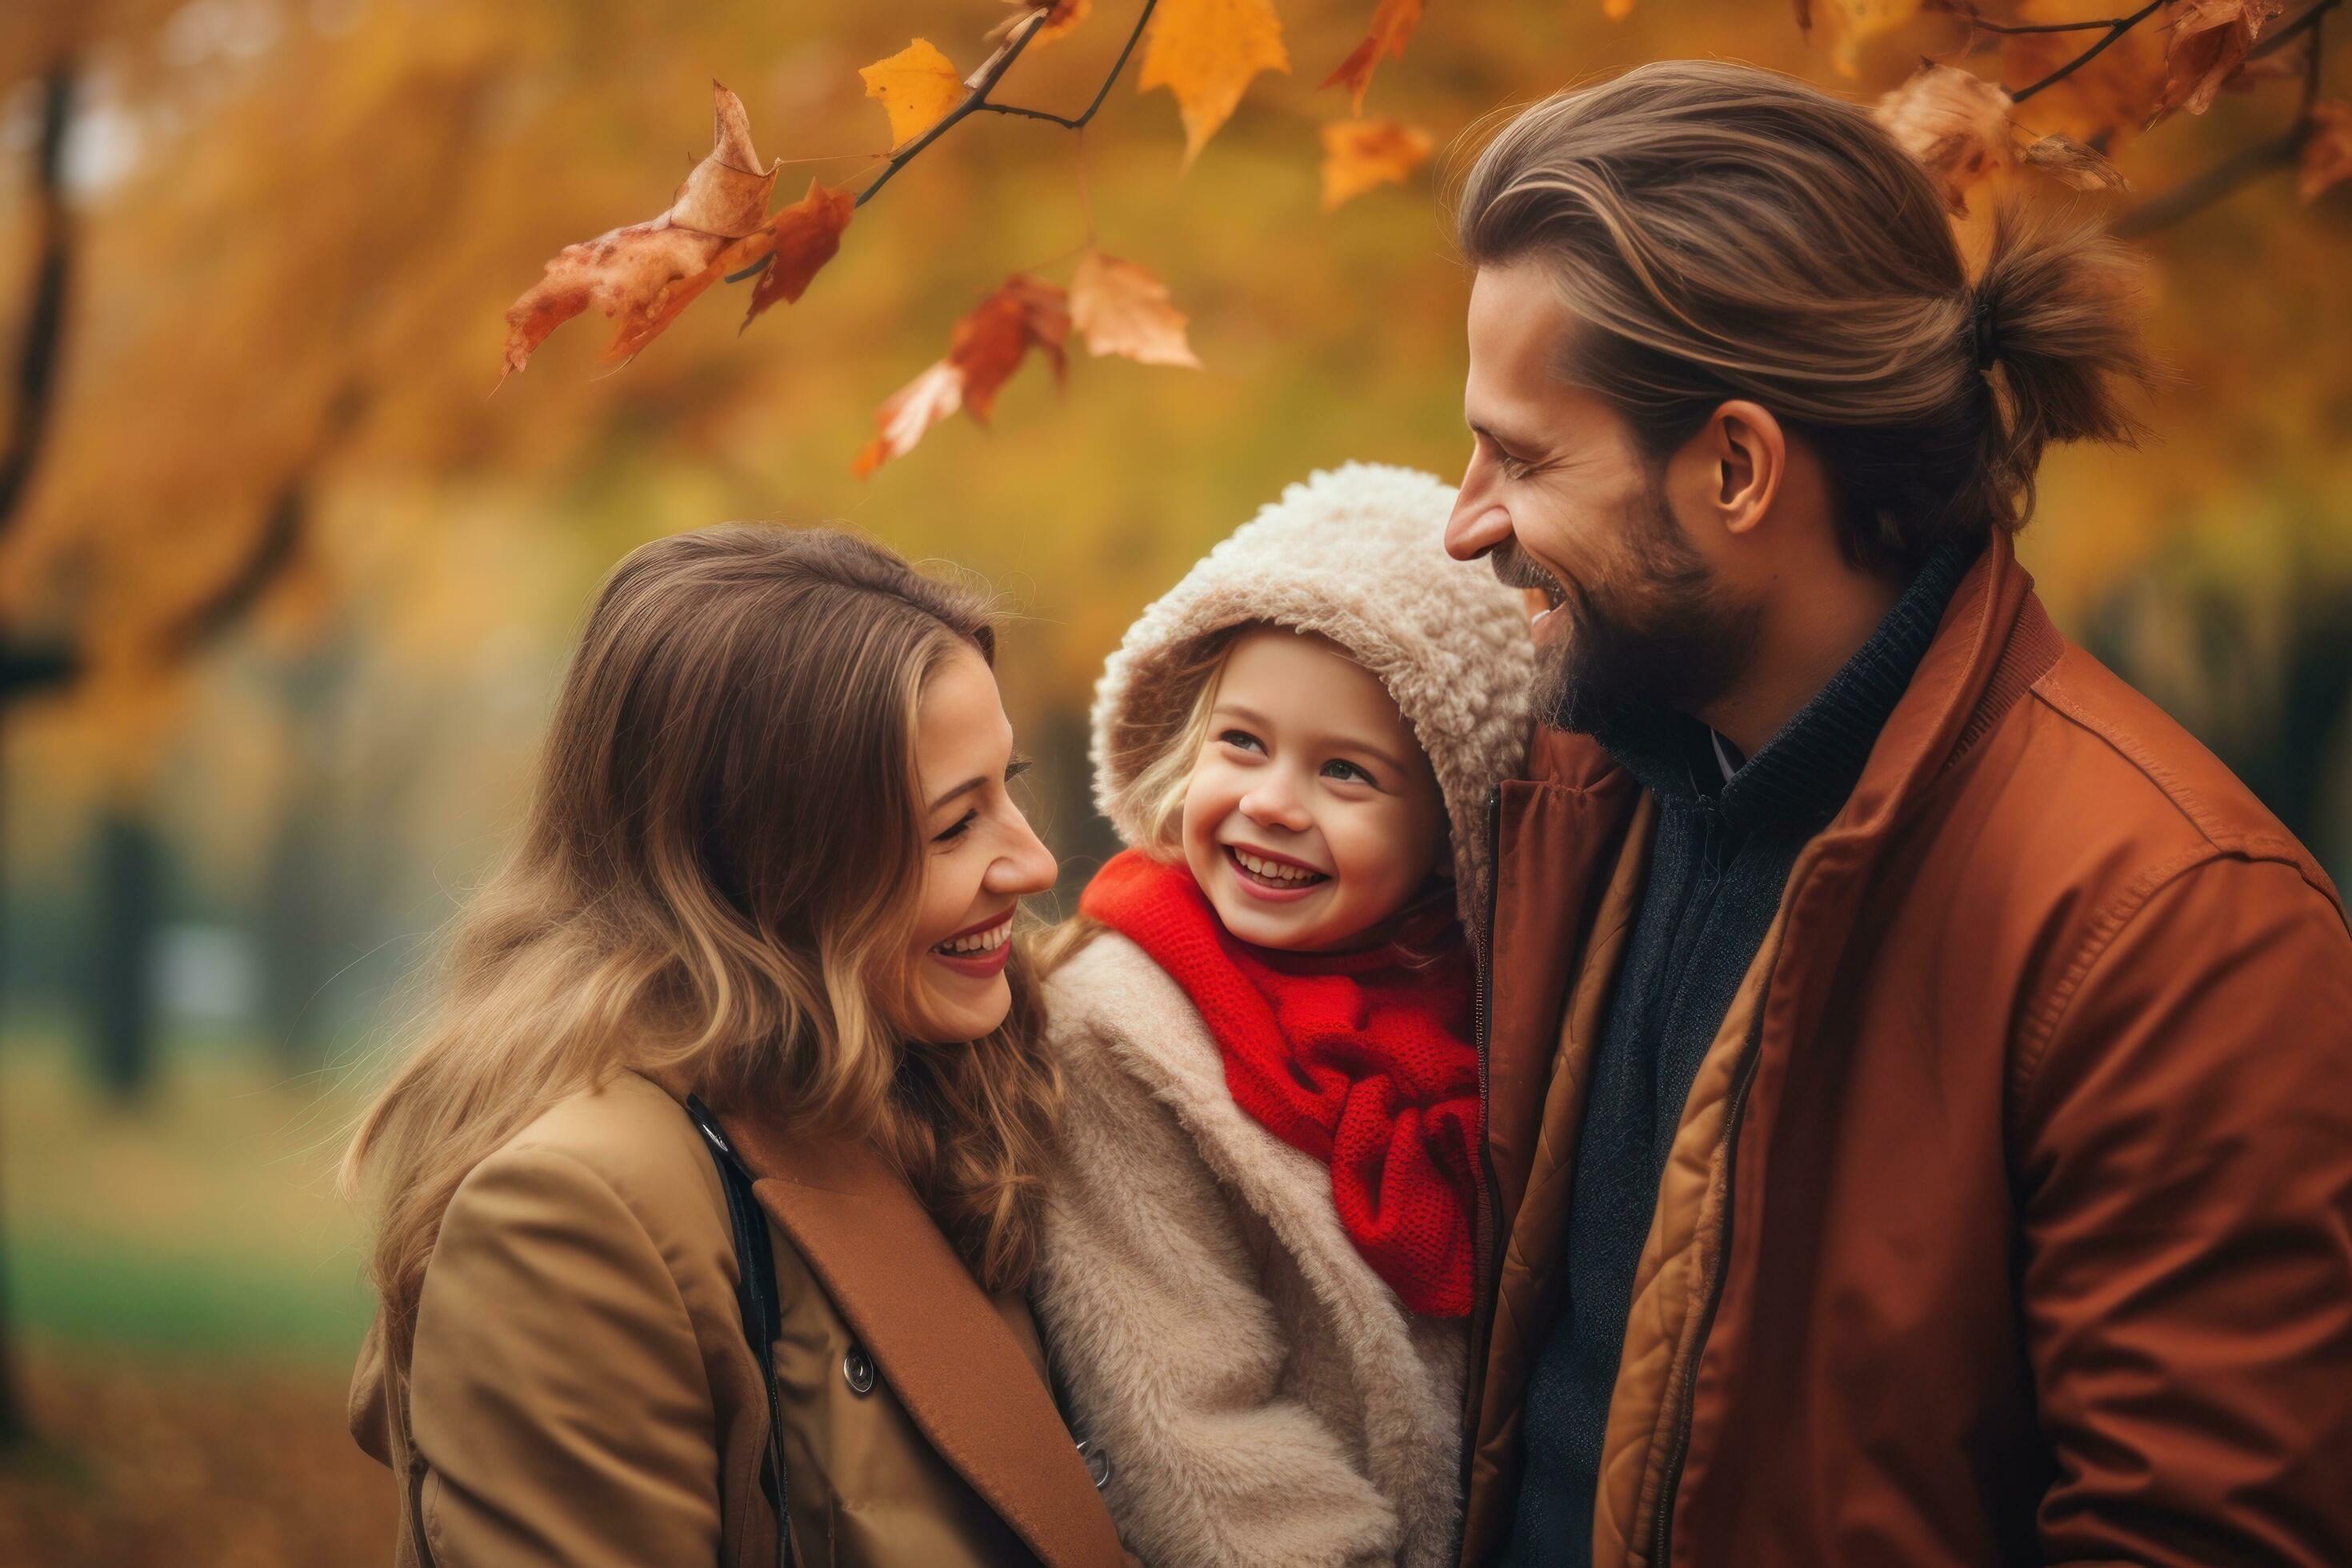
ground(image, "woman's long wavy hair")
xmin=344 ymin=525 xmax=1062 ymax=1364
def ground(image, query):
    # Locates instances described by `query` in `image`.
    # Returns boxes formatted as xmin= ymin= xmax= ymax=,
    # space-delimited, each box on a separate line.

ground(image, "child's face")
xmin=1180 ymin=627 xmax=1447 ymax=952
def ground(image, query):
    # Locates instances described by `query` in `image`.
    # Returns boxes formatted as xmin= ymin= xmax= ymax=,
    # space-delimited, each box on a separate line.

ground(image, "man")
xmin=1443 ymin=60 xmax=2352 ymax=1567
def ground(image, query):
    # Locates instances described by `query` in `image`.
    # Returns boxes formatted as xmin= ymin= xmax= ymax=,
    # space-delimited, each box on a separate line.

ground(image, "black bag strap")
xmin=685 ymin=1094 xmax=793 ymax=1566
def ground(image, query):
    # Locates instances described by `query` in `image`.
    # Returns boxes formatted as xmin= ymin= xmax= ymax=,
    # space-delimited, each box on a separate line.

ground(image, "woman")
xmin=343 ymin=525 xmax=1124 ymax=1567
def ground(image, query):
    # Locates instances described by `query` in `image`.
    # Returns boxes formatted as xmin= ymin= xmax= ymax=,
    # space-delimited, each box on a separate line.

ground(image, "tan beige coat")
xmin=1034 ymin=933 xmax=1469 ymax=1568
xmin=350 ymin=1070 xmax=1124 ymax=1567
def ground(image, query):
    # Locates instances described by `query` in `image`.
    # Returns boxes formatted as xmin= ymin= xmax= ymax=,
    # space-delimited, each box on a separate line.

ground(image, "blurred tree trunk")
xmin=90 ymin=808 xmax=162 ymax=1103
xmin=0 ymin=719 xmax=24 ymax=1451
xmin=0 ymin=54 xmax=80 ymax=1457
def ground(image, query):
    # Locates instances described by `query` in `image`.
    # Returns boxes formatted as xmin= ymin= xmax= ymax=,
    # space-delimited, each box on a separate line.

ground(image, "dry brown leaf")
xmin=2150 ymin=0 xmax=2285 ymax=124
xmin=2019 ymin=131 xmax=2130 ymax=192
xmin=1873 ymin=62 xmax=2014 ymax=214
xmin=1320 ymin=117 xmax=1434 ymax=210
xmin=1139 ymin=0 xmax=1292 ymax=170
xmin=1070 ymin=251 xmax=1202 ymax=367
xmin=2300 ymin=101 xmax=2352 ymax=202
xmin=742 ymin=181 xmax=855 ymax=328
xmin=854 ymin=276 xmax=1073 ymax=474
xmin=501 ymin=82 xmax=778 ymax=380
xmin=1322 ymin=0 xmax=1424 ymax=116
xmin=862 ymin=38 xmax=964 ymax=150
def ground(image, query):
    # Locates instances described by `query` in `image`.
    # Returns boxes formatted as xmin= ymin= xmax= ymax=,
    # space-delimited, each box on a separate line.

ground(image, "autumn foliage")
xmin=483 ymin=0 xmax=2345 ymax=476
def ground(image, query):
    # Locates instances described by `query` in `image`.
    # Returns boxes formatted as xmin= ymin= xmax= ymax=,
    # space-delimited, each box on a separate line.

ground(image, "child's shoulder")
xmin=1040 ymin=927 xmax=1224 ymax=1088
xmin=1042 ymin=926 xmax=1175 ymax=1032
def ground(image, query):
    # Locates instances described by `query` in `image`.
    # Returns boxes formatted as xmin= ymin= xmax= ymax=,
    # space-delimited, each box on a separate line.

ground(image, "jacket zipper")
xmin=1451 ymin=786 xmax=1506 ymax=1566
xmin=1644 ymin=1007 xmax=1766 ymax=1568
xmin=1470 ymin=785 xmax=1503 ymax=1321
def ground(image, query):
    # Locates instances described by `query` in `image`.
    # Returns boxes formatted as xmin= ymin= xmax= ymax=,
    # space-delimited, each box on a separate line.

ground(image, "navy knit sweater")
xmin=1499 ymin=539 xmax=1975 ymax=1566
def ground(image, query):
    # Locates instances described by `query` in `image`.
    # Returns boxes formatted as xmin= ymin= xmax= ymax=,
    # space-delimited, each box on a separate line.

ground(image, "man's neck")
xmin=1695 ymin=562 xmax=1906 ymax=758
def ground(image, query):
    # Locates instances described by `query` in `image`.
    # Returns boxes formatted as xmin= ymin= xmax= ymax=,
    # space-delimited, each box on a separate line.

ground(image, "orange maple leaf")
xmin=2301 ymin=101 xmax=2352 ymax=202
xmin=1070 ymin=251 xmax=1202 ymax=367
xmin=1872 ymin=62 xmax=2014 ymax=214
xmin=992 ymin=0 xmax=1094 ymax=46
xmin=854 ymin=276 xmax=1073 ymax=475
xmin=862 ymin=38 xmax=965 ymax=150
xmin=1320 ymin=118 xmax=1433 ymax=211
xmin=1139 ymin=0 xmax=1292 ymax=170
xmin=2147 ymin=0 xmax=2286 ymax=124
xmin=502 ymin=82 xmax=778 ymax=380
xmin=1323 ymin=0 xmax=1423 ymax=117
xmin=742 ymin=181 xmax=856 ymax=328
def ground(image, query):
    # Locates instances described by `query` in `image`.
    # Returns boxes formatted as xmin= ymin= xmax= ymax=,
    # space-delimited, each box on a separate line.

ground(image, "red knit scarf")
xmin=1079 ymin=850 xmax=1485 ymax=1318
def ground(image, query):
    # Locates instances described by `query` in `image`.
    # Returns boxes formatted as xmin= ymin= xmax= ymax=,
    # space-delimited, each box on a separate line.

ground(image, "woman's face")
xmin=902 ymin=644 xmax=1058 ymax=1044
xmin=1180 ymin=627 xmax=1447 ymax=953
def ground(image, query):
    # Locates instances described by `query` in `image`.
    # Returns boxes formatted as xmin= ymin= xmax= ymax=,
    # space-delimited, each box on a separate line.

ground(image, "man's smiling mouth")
xmin=1491 ymin=542 xmax=1569 ymax=610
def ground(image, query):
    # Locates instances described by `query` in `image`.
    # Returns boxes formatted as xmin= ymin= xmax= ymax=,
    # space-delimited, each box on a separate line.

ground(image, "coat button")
xmin=1076 ymin=1438 xmax=1112 ymax=1490
xmin=842 ymin=1346 xmax=876 ymax=1396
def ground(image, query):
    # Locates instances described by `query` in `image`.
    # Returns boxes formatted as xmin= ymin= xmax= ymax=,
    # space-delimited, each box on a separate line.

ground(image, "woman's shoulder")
xmin=444 ymin=1071 xmax=735 ymax=1283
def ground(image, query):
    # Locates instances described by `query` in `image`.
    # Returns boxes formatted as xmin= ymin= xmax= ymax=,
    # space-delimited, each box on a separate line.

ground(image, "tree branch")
xmin=2113 ymin=0 xmax=2336 ymax=234
xmin=2250 ymin=0 xmax=2343 ymax=62
xmin=2114 ymin=125 xmax=2307 ymax=234
xmin=158 ymin=385 xmax=369 ymax=658
xmin=855 ymin=0 xmax=1160 ymax=206
xmin=0 ymin=61 xmax=78 ymax=538
xmin=2012 ymin=0 xmax=2171 ymax=102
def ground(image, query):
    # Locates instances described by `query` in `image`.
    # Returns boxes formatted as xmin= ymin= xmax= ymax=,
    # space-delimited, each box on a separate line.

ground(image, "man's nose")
xmin=1446 ymin=490 xmax=1510 ymax=562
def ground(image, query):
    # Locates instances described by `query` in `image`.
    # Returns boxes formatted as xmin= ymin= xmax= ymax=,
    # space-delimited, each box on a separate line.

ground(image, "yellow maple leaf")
xmin=1139 ymin=0 xmax=1292 ymax=170
xmin=1319 ymin=118 xmax=1432 ymax=211
xmin=862 ymin=38 xmax=963 ymax=150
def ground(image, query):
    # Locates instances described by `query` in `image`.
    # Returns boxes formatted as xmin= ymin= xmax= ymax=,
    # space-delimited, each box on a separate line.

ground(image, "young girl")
xmin=1034 ymin=464 xmax=1535 ymax=1567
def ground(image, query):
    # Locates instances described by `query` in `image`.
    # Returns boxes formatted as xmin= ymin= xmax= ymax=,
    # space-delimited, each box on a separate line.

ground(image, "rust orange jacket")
xmin=1460 ymin=537 xmax=2352 ymax=1567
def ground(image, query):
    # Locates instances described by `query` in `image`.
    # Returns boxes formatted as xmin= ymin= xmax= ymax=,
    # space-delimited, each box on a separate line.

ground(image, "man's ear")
xmin=1691 ymin=399 xmax=1786 ymax=540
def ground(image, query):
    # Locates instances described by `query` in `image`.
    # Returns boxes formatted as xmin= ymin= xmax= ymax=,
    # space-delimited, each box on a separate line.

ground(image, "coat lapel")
xmin=718 ymin=1113 xmax=1125 ymax=1568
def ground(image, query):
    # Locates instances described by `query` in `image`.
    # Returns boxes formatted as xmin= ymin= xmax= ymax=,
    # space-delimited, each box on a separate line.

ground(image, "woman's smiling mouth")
xmin=930 ymin=908 xmax=1014 ymax=977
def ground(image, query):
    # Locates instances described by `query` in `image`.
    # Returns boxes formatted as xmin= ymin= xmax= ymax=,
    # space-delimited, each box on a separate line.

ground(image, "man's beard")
xmin=1493 ymin=482 xmax=1760 ymax=735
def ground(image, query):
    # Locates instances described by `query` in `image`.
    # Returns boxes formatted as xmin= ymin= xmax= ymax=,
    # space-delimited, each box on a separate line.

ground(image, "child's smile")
xmin=1180 ymin=626 xmax=1448 ymax=953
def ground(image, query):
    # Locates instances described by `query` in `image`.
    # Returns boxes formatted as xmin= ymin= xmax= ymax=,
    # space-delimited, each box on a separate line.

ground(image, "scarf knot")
xmin=1080 ymin=850 xmax=1484 ymax=1318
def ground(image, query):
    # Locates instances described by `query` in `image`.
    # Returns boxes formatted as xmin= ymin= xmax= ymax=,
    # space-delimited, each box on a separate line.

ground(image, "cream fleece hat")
xmin=1090 ymin=462 xmax=1536 ymax=930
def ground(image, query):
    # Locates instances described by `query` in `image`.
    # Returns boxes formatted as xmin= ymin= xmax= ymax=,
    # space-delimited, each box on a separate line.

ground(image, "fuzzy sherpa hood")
xmin=1090 ymin=462 xmax=1536 ymax=931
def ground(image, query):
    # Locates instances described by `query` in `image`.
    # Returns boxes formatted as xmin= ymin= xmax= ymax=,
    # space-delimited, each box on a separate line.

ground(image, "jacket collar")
xmin=1515 ymin=533 xmax=2054 ymax=831
xmin=1593 ymin=538 xmax=1978 ymax=838
xmin=714 ymin=1110 xmax=1126 ymax=1568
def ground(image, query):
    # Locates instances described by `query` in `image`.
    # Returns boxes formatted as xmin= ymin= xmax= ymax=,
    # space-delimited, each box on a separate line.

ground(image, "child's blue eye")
xmin=1323 ymin=759 xmax=1376 ymax=786
xmin=1219 ymin=730 xmax=1265 ymax=754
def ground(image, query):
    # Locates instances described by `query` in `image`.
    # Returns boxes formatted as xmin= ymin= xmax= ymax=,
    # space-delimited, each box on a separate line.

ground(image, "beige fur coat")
xmin=1032 ymin=933 xmax=1468 ymax=1568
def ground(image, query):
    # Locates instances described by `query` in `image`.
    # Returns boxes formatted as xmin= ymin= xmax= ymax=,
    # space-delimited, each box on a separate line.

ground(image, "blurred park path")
xmin=0 ymin=1041 xmax=389 ymax=1565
